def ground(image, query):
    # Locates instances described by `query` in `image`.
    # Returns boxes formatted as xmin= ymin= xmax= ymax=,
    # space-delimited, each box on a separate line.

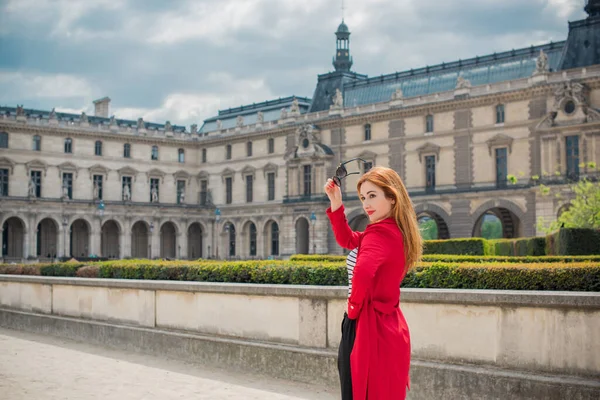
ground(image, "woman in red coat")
xmin=325 ymin=166 xmax=422 ymax=400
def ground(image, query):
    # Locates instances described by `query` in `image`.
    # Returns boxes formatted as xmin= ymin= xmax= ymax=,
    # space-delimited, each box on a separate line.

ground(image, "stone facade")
xmin=1 ymin=66 xmax=599 ymax=261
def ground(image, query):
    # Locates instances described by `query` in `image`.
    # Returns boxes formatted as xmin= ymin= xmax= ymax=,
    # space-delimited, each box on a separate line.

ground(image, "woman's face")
xmin=359 ymin=180 xmax=395 ymax=223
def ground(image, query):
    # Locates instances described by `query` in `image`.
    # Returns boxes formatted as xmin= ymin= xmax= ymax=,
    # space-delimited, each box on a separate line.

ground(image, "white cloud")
xmin=0 ymin=72 xmax=95 ymax=99
xmin=114 ymin=73 xmax=275 ymax=125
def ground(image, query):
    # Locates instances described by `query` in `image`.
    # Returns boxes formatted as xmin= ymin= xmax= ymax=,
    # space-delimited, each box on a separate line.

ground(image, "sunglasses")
xmin=332 ymin=158 xmax=368 ymax=186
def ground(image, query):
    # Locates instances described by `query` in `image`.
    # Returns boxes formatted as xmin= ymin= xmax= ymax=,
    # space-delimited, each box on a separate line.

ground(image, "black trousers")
xmin=338 ymin=312 xmax=356 ymax=400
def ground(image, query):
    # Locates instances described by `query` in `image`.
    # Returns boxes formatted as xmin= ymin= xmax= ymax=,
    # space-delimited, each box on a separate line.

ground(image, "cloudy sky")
xmin=0 ymin=0 xmax=587 ymax=128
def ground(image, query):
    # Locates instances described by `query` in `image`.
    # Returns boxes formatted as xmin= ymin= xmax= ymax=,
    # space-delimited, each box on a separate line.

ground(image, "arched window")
xmin=228 ymin=224 xmax=236 ymax=257
xmin=271 ymin=222 xmax=279 ymax=256
xmin=123 ymin=143 xmax=131 ymax=158
xmin=178 ymin=148 xmax=185 ymax=163
xmin=95 ymin=141 xmax=102 ymax=156
xmin=249 ymin=223 xmax=257 ymax=256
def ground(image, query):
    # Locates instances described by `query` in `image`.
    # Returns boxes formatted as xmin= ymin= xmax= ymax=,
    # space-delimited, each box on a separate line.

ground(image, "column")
xmin=23 ymin=229 xmax=30 ymax=260
xmin=179 ymin=231 xmax=187 ymax=259
xmin=0 ymin=227 xmax=3 ymax=259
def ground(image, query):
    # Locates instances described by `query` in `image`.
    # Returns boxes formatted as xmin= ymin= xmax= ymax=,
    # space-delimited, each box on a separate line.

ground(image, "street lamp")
xmin=310 ymin=212 xmax=317 ymax=254
xmin=215 ymin=208 xmax=221 ymax=259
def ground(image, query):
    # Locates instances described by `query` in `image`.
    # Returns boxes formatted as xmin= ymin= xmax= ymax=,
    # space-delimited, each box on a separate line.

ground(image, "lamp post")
xmin=310 ymin=212 xmax=317 ymax=254
xmin=215 ymin=208 xmax=221 ymax=260
xmin=149 ymin=222 xmax=154 ymax=260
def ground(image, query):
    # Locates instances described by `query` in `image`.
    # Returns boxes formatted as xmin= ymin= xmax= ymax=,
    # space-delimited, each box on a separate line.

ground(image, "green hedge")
xmin=546 ymin=228 xmax=600 ymax=256
xmin=423 ymin=238 xmax=492 ymax=255
xmin=3 ymin=259 xmax=599 ymax=291
xmin=291 ymin=254 xmax=600 ymax=264
xmin=401 ymin=263 xmax=600 ymax=291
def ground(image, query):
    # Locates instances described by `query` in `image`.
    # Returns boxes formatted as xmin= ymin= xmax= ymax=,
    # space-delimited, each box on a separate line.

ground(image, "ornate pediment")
xmin=0 ymin=156 xmax=15 ymax=174
xmin=486 ymin=134 xmax=514 ymax=156
xmin=26 ymin=159 xmax=48 ymax=176
xmin=356 ymin=150 xmax=377 ymax=161
xmin=173 ymin=170 xmax=191 ymax=184
xmin=88 ymin=164 xmax=109 ymax=178
xmin=58 ymin=162 xmax=79 ymax=178
xmin=197 ymin=171 xmax=209 ymax=181
xmin=263 ymin=162 xmax=279 ymax=177
xmin=416 ymin=142 xmax=440 ymax=163
xmin=241 ymin=165 xmax=256 ymax=177
xmin=221 ymin=167 xmax=235 ymax=182
xmin=286 ymin=124 xmax=328 ymax=160
xmin=118 ymin=166 xmax=139 ymax=181
xmin=146 ymin=168 xmax=165 ymax=183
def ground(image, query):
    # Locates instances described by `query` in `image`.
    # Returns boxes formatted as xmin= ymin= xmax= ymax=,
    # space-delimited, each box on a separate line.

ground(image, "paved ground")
xmin=0 ymin=328 xmax=338 ymax=400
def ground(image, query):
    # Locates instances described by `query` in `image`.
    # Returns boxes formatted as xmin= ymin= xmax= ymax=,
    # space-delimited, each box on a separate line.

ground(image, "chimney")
xmin=93 ymin=97 xmax=111 ymax=118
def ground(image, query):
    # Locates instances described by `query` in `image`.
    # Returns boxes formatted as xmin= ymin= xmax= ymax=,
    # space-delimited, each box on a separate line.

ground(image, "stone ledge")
xmin=1 ymin=309 xmax=598 ymax=400
xmin=2 ymin=275 xmax=600 ymax=308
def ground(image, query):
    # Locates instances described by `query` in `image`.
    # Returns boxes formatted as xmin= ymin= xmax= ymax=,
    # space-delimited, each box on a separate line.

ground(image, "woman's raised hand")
xmin=324 ymin=178 xmax=343 ymax=212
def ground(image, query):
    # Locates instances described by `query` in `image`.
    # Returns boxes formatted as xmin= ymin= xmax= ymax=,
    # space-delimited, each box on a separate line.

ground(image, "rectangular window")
xmin=495 ymin=148 xmax=508 ymax=188
xmin=0 ymin=168 xmax=8 ymax=197
xmin=425 ymin=155 xmax=435 ymax=193
xmin=225 ymin=177 xmax=232 ymax=204
xmin=226 ymin=145 xmax=232 ymax=160
xmin=496 ymin=104 xmax=505 ymax=124
xmin=363 ymin=161 xmax=373 ymax=174
xmin=122 ymin=176 xmax=132 ymax=200
xmin=62 ymin=173 xmax=73 ymax=199
xmin=33 ymin=135 xmax=41 ymax=151
xmin=0 ymin=132 xmax=8 ymax=148
xmin=151 ymin=146 xmax=159 ymax=160
xmin=268 ymin=138 xmax=274 ymax=154
xmin=426 ymin=115 xmax=434 ymax=133
xmin=31 ymin=170 xmax=41 ymax=198
xmin=178 ymin=149 xmax=185 ymax=163
xmin=177 ymin=180 xmax=186 ymax=204
xmin=124 ymin=144 xmax=131 ymax=158
xmin=64 ymin=138 xmax=72 ymax=153
xmin=150 ymin=178 xmax=160 ymax=202
xmin=95 ymin=141 xmax=102 ymax=156
xmin=93 ymin=174 xmax=103 ymax=200
xmin=247 ymin=142 xmax=252 ymax=157
xmin=200 ymin=179 xmax=208 ymax=205
xmin=202 ymin=148 xmax=207 ymax=163
xmin=566 ymin=135 xmax=580 ymax=180
xmin=246 ymin=175 xmax=253 ymax=203
xmin=364 ymin=124 xmax=371 ymax=141
xmin=303 ymin=165 xmax=312 ymax=197
xmin=267 ymin=172 xmax=275 ymax=201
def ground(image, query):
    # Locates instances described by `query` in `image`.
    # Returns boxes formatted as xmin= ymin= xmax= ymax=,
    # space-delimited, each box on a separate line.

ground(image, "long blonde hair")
xmin=357 ymin=166 xmax=422 ymax=271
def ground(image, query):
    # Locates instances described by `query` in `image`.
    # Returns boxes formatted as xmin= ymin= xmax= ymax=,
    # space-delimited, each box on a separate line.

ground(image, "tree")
xmin=480 ymin=216 xmax=502 ymax=239
xmin=419 ymin=218 xmax=438 ymax=240
xmin=538 ymin=179 xmax=600 ymax=233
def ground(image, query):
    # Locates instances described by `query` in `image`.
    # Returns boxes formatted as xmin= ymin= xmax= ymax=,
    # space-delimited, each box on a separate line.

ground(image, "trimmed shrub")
xmin=75 ymin=265 xmax=100 ymax=278
xmin=0 ymin=264 xmax=41 ymax=275
xmin=546 ymin=228 xmax=600 ymax=256
xmin=489 ymin=240 xmax=515 ymax=256
xmin=423 ymin=238 xmax=492 ymax=256
xmin=40 ymin=262 xmax=84 ymax=277
xmin=402 ymin=262 xmax=600 ymax=291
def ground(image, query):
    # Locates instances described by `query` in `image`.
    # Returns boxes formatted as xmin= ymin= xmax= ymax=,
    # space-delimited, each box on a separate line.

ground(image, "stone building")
xmin=1 ymin=2 xmax=600 ymax=261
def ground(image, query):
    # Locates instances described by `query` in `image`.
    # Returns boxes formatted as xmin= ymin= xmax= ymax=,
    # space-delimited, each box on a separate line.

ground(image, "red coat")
xmin=327 ymin=205 xmax=411 ymax=400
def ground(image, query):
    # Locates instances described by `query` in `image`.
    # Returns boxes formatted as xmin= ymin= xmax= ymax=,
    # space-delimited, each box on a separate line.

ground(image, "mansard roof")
xmin=199 ymin=96 xmax=312 ymax=134
xmin=0 ymin=107 xmax=186 ymax=133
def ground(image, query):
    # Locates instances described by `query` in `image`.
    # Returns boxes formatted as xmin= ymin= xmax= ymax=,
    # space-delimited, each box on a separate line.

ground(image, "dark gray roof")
xmin=559 ymin=14 xmax=600 ymax=70
xmin=199 ymin=96 xmax=311 ymax=133
xmin=0 ymin=106 xmax=187 ymax=133
xmin=342 ymin=42 xmax=565 ymax=108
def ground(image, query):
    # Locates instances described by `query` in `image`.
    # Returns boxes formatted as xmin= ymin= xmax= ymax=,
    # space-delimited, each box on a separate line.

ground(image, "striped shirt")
xmin=346 ymin=248 xmax=358 ymax=297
